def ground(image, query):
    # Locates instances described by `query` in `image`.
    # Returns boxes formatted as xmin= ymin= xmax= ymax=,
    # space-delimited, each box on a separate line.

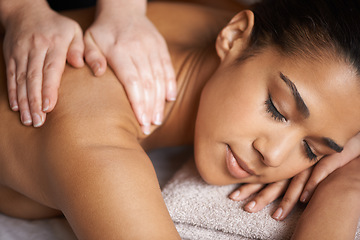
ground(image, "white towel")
xmin=162 ymin=160 xmax=360 ymax=240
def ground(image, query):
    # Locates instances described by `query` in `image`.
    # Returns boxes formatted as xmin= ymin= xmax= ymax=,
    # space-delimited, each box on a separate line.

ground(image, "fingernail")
xmin=10 ymin=101 xmax=18 ymax=111
xmin=167 ymin=81 xmax=177 ymax=101
xmin=21 ymin=111 xmax=32 ymax=125
xmin=141 ymin=113 xmax=150 ymax=126
xmin=246 ymin=201 xmax=256 ymax=211
xmin=300 ymin=191 xmax=309 ymax=203
xmin=154 ymin=112 xmax=162 ymax=126
xmin=42 ymin=98 xmax=50 ymax=112
xmin=32 ymin=113 xmax=43 ymax=128
xmin=92 ymin=62 xmax=101 ymax=76
xmin=272 ymin=207 xmax=283 ymax=220
xmin=142 ymin=125 xmax=151 ymax=135
xmin=229 ymin=190 xmax=241 ymax=201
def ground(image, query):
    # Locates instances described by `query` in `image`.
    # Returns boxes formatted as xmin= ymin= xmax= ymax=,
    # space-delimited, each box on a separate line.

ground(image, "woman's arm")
xmin=292 ymin=157 xmax=360 ymax=240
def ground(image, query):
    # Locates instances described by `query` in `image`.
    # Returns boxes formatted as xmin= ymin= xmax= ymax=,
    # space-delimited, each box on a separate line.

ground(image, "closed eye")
xmin=303 ymin=140 xmax=318 ymax=162
xmin=265 ymin=95 xmax=287 ymax=122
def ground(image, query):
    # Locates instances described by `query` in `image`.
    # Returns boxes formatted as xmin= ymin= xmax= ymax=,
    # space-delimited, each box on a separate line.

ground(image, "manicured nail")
xmin=167 ymin=81 xmax=177 ymax=101
xmin=21 ymin=111 xmax=32 ymax=125
xmin=154 ymin=112 xmax=162 ymax=126
xmin=272 ymin=207 xmax=283 ymax=220
xmin=42 ymin=98 xmax=50 ymax=112
xmin=300 ymin=191 xmax=309 ymax=203
xmin=141 ymin=113 xmax=150 ymax=126
xmin=10 ymin=101 xmax=18 ymax=111
xmin=32 ymin=113 xmax=43 ymax=128
xmin=246 ymin=201 xmax=256 ymax=211
xmin=92 ymin=62 xmax=101 ymax=76
xmin=142 ymin=125 xmax=151 ymax=135
xmin=229 ymin=190 xmax=241 ymax=201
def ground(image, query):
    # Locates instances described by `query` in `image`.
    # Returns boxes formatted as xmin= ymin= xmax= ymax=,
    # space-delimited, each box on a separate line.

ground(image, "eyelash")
xmin=303 ymin=140 xmax=318 ymax=162
xmin=265 ymin=95 xmax=287 ymax=122
xmin=265 ymin=95 xmax=318 ymax=161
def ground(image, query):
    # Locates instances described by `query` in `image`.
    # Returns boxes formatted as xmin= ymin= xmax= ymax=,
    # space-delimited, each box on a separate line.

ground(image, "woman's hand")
xmin=84 ymin=6 xmax=176 ymax=134
xmin=1 ymin=1 xmax=84 ymax=127
xmin=229 ymin=132 xmax=360 ymax=220
xmin=229 ymin=168 xmax=312 ymax=220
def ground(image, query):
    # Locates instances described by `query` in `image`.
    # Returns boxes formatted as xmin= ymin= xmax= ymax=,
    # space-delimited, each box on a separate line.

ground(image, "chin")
xmin=194 ymin=159 xmax=236 ymax=186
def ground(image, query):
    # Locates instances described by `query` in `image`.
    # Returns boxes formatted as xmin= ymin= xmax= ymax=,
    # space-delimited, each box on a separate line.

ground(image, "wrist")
xmin=96 ymin=0 xmax=146 ymax=17
xmin=0 ymin=0 xmax=50 ymax=26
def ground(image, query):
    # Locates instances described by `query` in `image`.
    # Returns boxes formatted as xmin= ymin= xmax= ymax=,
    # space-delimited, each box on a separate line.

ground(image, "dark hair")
xmin=243 ymin=0 xmax=360 ymax=74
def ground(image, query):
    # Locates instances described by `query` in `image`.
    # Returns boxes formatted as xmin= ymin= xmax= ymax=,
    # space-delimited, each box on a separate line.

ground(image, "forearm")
xmin=292 ymin=157 xmax=360 ymax=240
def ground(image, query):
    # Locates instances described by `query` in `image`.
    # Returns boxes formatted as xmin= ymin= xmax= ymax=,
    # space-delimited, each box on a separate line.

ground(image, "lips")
xmin=226 ymin=145 xmax=254 ymax=179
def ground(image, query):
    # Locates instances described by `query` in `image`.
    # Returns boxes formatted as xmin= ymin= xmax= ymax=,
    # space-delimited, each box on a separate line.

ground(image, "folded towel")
xmin=162 ymin=160 xmax=360 ymax=240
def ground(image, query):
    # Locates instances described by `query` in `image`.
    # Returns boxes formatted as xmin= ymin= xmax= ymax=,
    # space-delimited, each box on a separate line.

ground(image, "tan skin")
xmin=0 ymin=3 xmax=360 ymax=239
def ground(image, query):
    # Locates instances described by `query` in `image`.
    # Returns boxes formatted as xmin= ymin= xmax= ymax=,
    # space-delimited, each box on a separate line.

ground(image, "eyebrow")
xmin=278 ymin=73 xmax=344 ymax=153
xmin=279 ymin=72 xmax=310 ymax=118
xmin=323 ymin=137 xmax=344 ymax=153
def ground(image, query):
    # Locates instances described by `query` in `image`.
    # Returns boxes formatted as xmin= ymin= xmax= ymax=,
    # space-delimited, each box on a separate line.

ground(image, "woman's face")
xmin=194 ymin=47 xmax=360 ymax=185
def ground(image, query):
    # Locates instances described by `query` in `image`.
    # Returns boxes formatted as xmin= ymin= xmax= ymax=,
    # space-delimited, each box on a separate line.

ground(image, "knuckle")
xmin=26 ymin=70 xmax=42 ymax=82
xmin=16 ymin=72 xmax=27 ymax=85
xmin=122 ymin=76 xmax=141 ymax=87
xmin=28 ymin=95 xmax=41 ymax=107
xmin=31 ymin=34 xmax=50 ymax=48
xmin=43 ymin=61 xmax=59 ymax=73
xmin=281 ymin=196 xmax=294 ymax=206
xmin=17 ymin=97 xmax=29 ymax=108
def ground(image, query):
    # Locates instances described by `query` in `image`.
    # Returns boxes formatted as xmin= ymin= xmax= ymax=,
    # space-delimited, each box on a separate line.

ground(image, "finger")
xmin=84 ymin=31 xmax=107 ymax=76
xmin=67 ymin=26 xmax=85 ymax=68
xmin=272 ymin=169 xmax=312 ymax=221
xmin=133 ymin=52 xmax=156 ymax=131
xmin=6 ymin=58 xmax=19 ymax=111
xmin=15 ymin=57 xmax=32 ymax=126
xmin=243 ymin=180 xmax=289 ymax=213
xmin=301 ymin=133 xmax=360 ymax=202
xmin=149 ymin=52 xmax=166 ymax=125
xmin=42 ymin=45 xmax=68 ymax=114
xmin=158 ymin=39 xmax=176 ymax=101
xmin=108 ymin=51 xmax=150 ymax=130
xmin=229 ymin=183 xmax=265 ymax=201
xmin=26 ymin=47 xmax=47 ymax=127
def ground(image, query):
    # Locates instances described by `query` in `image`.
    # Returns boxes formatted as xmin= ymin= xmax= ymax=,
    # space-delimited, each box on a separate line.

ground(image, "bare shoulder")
xmin=147 ymin=2 xmax=236 ymax=49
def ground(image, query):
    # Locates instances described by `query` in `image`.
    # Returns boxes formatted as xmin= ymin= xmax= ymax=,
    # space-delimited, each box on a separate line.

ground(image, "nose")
xmin=252 ymin=130 xmax=300 ymax=167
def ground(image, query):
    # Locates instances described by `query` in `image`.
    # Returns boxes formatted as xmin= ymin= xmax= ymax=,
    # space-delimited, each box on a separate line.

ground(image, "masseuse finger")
xmin=15 ymin=57 xmax=32 ymax=126
xmin=229 ymin=183 xmax=265 ymax=201
xmin=157 ymin=37 xmax=176 ymax=102
xmin=243 ymin=180 xmax=289 ymax=214
xmin=272 ymin=168 xmax=312 ymax=221
xmin=42 ymin=43 xmax=68 ymax=114
xmin=149 ymin=51 xmax=166 ymax=125
xmin=84 ymin=30 xmax=107 ymax=77
xmin=66 ymin=24 xmax=84 ymax=69
xmin=135 ymin=53 xmax=155 ymax=134
xmin=6 ymin=58 xmax=19 ymax=111
xmin=27 ymin=46 xmax=48 ymax=127
xmin=106 ymin=49 xmax=149 ymax=131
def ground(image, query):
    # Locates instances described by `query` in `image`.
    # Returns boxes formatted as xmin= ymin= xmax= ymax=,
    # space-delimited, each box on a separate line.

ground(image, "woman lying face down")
xmin=195 ymin=0 xmax=360 ymax=185
xmin=0 ymin=0 xmax=359 ymax=239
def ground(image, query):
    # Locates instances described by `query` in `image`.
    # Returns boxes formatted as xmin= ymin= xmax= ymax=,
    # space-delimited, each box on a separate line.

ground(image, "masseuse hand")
xmin=229 ymin=132 xmax=360 ymax=220
xmin=84 ymin=1 xmax=176 ymax=135
xmin=0 ymin=0 xmax=84 ymax=127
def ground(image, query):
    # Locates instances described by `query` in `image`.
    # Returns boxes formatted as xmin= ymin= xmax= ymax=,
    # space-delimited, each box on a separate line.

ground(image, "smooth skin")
xmin=0 ymin=3 xmax=359 ymax=239
xmin=0 ymin=0 xmax=176 ymax=134
xmin=0 ymin=0 xmax=327 ymax=220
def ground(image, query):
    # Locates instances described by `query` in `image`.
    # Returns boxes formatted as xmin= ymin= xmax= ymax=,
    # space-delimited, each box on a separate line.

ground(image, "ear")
xmin=216 ymin=10 xmax=254 ymax=61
